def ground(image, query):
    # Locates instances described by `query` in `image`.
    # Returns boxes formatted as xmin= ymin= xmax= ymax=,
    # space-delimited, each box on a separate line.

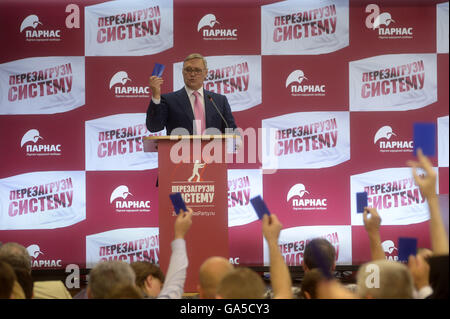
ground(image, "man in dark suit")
xmin=146 ymin=53 xmax=238 ymax=135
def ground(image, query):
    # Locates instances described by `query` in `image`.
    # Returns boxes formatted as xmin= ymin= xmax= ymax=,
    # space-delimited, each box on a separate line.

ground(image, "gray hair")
xmin=184 ymin=53 xmax=207 ymax=69
xmin=356 ymin=260 xmax=414 ymax=299
xmin=88 ymin=261 xmax=136 ymax=299
xmin=0 ymin=242 xmax=31 ymax=274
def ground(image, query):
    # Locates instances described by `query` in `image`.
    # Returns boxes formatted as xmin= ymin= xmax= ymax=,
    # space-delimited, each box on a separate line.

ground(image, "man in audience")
xmin=87 ymin=260 xmax=136 ymax=299
xmin=0 ymin=242 xmax=31 ymax=273
xmin=303 ymin=238 xmax=336 ymax=274
xmin=132 ymin=207 xmax=193 ymax=299
xmin=216 ymin=267 xmax=266 ymax=299
xmin=356 ymin=259 xmax=414 ymax=299
xmin=198 ymin=256 xmax=234 ymax=299
xmin=0 ymin=242 xmax=70 ymax=299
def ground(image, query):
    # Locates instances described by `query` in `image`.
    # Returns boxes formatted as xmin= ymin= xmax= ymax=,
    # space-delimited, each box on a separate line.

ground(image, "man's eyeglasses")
xmin=183 ymin=67 xmax=204 ymax=75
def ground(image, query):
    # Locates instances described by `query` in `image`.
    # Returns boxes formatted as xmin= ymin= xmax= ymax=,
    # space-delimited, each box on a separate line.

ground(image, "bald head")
xmin=198 ymin=257 xmax=234 ymax=299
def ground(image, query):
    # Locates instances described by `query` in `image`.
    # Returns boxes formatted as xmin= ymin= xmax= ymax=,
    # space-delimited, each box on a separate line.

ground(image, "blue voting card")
xmin=250 ymin=196 xmax=271 ymax=219
xmin=356 ymin=192 xmax=368 ymax=213
xmin=398 ymin=237 xmax=417 ymax=263
xmin=152 ymin=63 xmax=165 ymax=77
xmin=413 ymin=122 xmax=436 ymax=156
xmin=169 ymin=192 xmax=187 ymax=215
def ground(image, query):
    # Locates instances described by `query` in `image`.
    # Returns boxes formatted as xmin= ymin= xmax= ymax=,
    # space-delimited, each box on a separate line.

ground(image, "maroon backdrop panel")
xmin=0 ymin=0 xmax=448 ymax=280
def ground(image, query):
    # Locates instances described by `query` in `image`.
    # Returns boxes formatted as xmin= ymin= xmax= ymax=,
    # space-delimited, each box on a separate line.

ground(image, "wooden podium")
xmin=143 ymin=135 xmax=237 ymax=293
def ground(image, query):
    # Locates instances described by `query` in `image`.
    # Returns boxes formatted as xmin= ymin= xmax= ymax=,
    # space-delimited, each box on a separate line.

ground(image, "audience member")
xmin=303 ymin=238 xmax=336 ymax=273
xmin=130 ymin=261 xmax=165 ymax=298
xmin=356 ymin=259 xmax=414 ymax=299
xmin=216 ymin=267 xmax=266 ymax=299
xmin=198 ymin=256 xmax=234 ymax=299
xmin=0 ymin=242 xmax=31 ymax=273
xmin=87 ymin=260 xmax=136 ymax=299
xmin=0 ymin=241 xmax=71 ymax=299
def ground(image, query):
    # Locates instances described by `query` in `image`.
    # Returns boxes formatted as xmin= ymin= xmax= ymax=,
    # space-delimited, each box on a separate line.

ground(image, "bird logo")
xmin=374 ymin=126 xmax=396 ymax=144
xmin=21 ymin=129 xmax=43 ymax=147
xmin=285 ymin=70 xmax=308 ymax=88
xmin=286 ymin=184 xmax=310 ymax=202
xmin=373 ymin=12 xmax=395 ymax=29
xmin=197 ymin=14 xmax=220 ymax=31
xmin=109 ymin=71 xmax=131 ymax=89
xmin=381 ymin=240 xmax=398 ymax=254
xmin=110 ymin=185 xmax=133 ymax=203
xmin=20 ymin=15 xmax=42 ymax=32
xmin=26 ymin=244 xmax=44 ymax=259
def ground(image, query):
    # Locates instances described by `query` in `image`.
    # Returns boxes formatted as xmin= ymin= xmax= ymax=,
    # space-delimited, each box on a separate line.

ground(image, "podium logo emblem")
xmin=188 ymin=160 xmax=206 ymax=182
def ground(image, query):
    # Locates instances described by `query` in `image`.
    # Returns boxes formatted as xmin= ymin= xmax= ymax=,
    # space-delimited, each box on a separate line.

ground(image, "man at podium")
xmin=146 ymin=53 xmax=238 ymax=135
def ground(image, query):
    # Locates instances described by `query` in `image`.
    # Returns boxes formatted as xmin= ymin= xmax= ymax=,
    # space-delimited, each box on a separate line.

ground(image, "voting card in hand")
xmin=169 ymin=193 xmax=187 ymax=215
xmin=413 ymin=122 xmax=436 ymax=156
xmin=356 ymin=192 xmax=368 ymax=213
xmin=250 ymin=196 xmax=271 ymax=219
xmin=152 ymin=63 xmax=165 ymax=77
xmin=398 ymin=237 xmax=417 ymax=263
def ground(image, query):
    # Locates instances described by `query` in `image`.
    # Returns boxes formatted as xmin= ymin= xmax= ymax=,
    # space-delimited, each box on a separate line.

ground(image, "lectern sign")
xmin=154 ymin=137 xmax=230 ymax=292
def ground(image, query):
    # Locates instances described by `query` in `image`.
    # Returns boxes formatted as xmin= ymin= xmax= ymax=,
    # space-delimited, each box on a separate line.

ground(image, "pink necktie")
xmin=193 ymin=91 xmax=205 ymax=135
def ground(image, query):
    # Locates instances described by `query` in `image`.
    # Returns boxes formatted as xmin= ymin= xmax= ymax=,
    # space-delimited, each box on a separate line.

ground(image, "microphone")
xmin=207 ymin=94 xmax=229 ymax=131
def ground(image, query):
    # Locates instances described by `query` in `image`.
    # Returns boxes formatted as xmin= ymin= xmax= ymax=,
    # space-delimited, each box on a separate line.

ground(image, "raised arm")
xmin=157 ymin=208 xmax=193 ymax=299
xmin=146 ymin=75 xmax=167 ymax=132
xmin=407 ymin=149 xmax=449 ymax=255
xmin=262 ymin=214 xmax=293 ymax=299
xmin=363 ymin=207 xmax=385 ymax=261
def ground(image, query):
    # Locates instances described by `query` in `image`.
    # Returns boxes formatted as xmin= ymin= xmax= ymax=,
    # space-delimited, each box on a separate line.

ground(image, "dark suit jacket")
xmin=146 ymin=88 xmax=237 ymax=135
